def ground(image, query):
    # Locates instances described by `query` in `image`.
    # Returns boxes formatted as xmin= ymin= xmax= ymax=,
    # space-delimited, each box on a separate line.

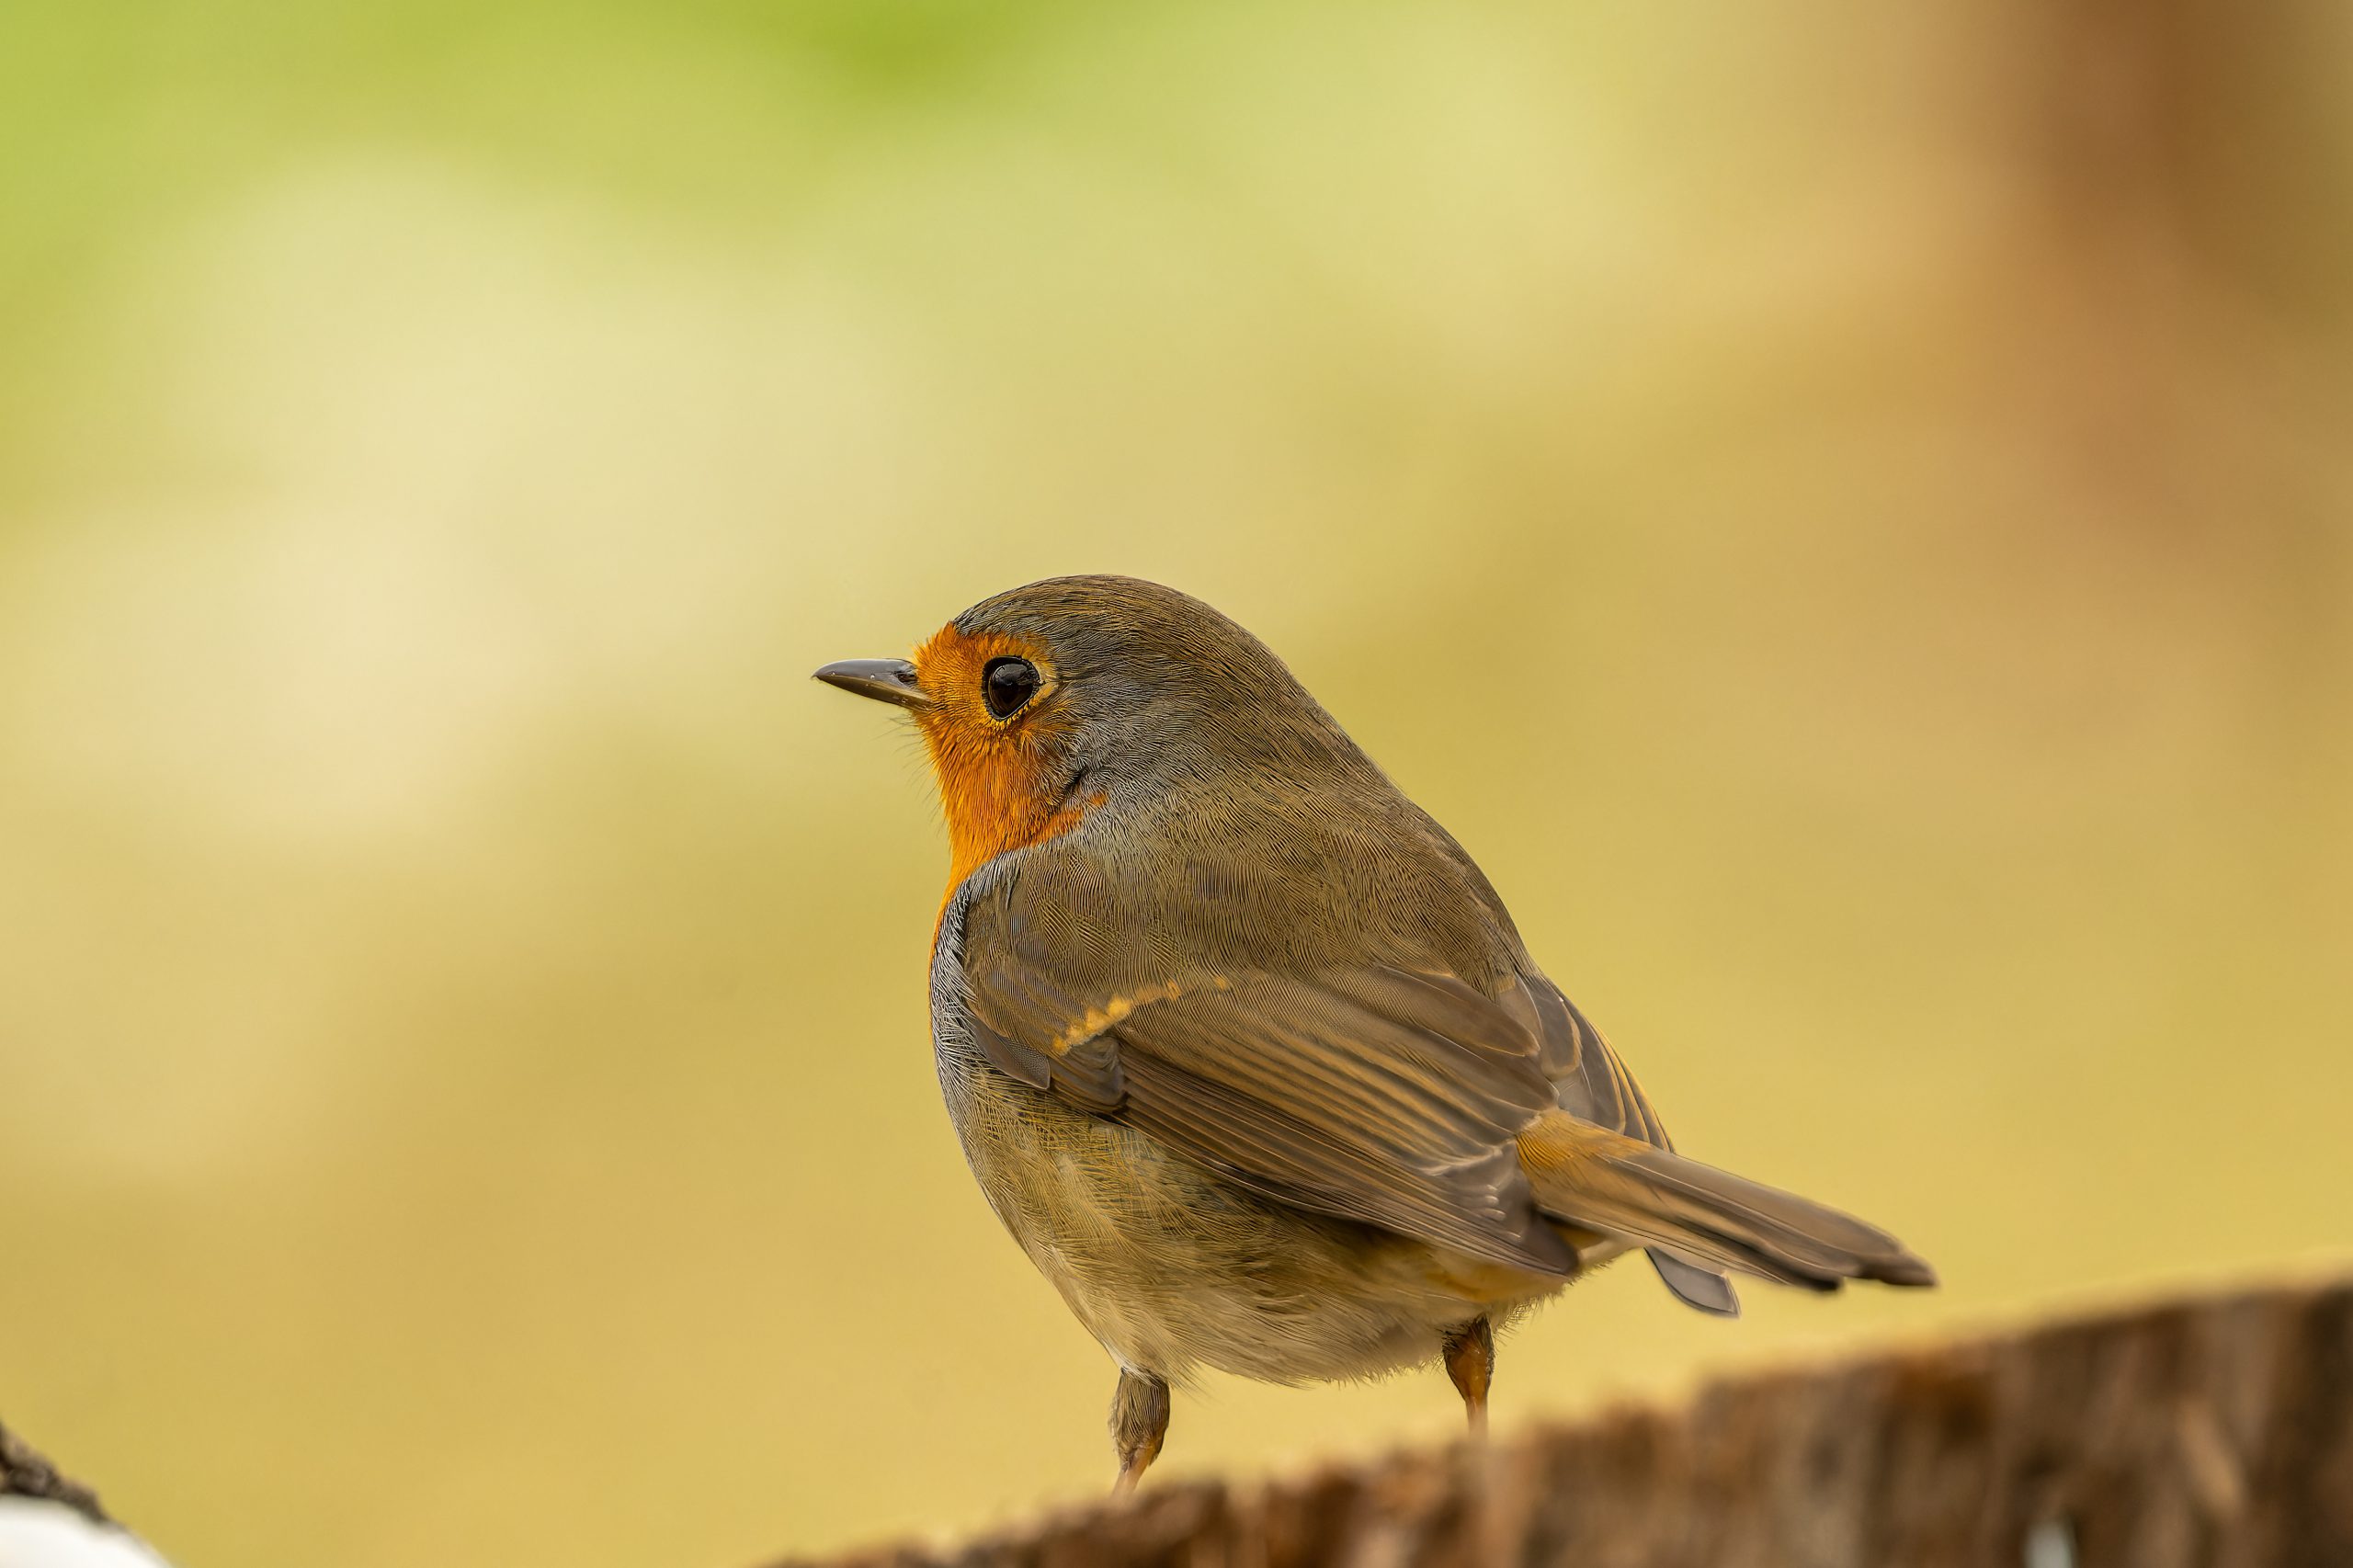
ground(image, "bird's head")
xmin=815 ymin=575 xmax=1368 ymax=889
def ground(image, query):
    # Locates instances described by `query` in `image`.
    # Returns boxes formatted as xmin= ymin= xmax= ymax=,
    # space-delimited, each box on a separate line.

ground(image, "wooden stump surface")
xmin=788 ymin=1278 xmax=2352 ymax=1568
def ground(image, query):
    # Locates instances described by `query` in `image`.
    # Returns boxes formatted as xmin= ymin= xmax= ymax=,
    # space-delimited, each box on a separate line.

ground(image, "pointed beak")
xmin=813 ymin=657 xmax=928 ymax=710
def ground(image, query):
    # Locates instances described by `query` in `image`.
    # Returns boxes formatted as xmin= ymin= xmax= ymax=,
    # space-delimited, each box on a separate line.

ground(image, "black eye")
xmin=982 ymin=656 xmax=1040 ymax=719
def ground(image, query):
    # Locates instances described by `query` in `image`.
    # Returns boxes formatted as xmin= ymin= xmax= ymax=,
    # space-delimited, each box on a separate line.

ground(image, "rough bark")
xmin=790 ymin=1278 xmax=2352 ymax=1568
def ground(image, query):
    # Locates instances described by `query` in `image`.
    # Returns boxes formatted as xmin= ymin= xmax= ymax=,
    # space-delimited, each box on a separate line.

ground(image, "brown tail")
xmin=1516 ymin=1113 xmax=1936 ymax=1292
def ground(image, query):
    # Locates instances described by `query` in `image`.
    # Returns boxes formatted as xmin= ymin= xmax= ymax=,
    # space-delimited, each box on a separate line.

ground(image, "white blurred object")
xmin=0 ymin=1499 xmax=172 ymax=1568
xmin=2024 ymin=1517 xmax=2078 ymax=1568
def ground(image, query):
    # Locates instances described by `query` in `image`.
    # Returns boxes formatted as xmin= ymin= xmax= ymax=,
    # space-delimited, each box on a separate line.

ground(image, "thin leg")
xmin=1441 ymin=1316 xmax=1494 ymax=1438
xmin=1108 ymin=1368 xmax=1170 ymax=1495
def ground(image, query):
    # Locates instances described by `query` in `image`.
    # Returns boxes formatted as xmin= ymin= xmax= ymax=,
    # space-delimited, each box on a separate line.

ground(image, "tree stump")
xmin=788 ymin=1278 xmax=2352 ymax=1568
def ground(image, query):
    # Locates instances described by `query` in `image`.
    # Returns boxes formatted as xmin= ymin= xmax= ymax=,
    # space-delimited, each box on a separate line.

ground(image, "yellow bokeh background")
xmin=3 ymin=4 xmax=2349 ymax=1566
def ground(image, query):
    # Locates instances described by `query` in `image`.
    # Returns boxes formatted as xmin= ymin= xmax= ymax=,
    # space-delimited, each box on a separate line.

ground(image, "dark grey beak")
xmin=813 ymin=657 xmax=927 ymax=710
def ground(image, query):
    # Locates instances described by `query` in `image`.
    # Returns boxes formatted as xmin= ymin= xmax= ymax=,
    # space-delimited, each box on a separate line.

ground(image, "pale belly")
xmin=934 ymin=1032 xmax=1565 ymax=1386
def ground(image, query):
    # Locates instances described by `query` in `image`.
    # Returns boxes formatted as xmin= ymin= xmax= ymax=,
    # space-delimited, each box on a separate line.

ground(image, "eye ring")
xmin=982 ymin=656 xmax=1041 ymax=720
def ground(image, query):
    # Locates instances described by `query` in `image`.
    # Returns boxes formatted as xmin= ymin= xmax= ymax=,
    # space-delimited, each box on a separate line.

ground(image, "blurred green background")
xmin=3 ymin=2 xmax=2350 ymax=1565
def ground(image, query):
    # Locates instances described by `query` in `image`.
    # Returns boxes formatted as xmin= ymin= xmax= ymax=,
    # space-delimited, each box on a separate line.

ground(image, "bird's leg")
xmin=1441 ymin=1316 xmax=1494 ymax=1438
xmin=1108 ymin=1368 xmax=1170 ymax=1496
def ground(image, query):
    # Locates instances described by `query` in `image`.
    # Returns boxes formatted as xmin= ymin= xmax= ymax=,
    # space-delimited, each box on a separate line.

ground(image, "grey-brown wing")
xmin=1524 ymin=976 xmax=1671 ymax=1147
xmin=949 ymin=884 xmax=1577 ymax=1276
xmin=1524 ymin=973 xmax=1740 ymax=1314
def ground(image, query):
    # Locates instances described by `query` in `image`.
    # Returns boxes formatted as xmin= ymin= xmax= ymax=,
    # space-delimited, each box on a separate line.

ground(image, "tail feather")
xmin=1648 ymin=1247 xmax=1742 ymax=1316
xmin=1518 ymin=1113 xmax=1936 ymax=1298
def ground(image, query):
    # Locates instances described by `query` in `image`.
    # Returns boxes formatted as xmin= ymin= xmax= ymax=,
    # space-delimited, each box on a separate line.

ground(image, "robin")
xmin=815 ymin=575 xmax=1932 ymax=1493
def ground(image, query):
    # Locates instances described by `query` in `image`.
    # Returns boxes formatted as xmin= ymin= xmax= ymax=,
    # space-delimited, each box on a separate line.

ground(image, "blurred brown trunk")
xmin=791 ymin=1278 xmax=2352 ymax=1568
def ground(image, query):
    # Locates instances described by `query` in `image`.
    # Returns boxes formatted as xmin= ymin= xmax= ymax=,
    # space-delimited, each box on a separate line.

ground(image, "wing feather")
xmin=951 ymin=881 xmax=1575 ymax=1274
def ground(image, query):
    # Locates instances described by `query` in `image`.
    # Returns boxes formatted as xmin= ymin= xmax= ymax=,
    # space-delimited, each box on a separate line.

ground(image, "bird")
xmin=814 ymin=574 xmax=1933 ymax=1494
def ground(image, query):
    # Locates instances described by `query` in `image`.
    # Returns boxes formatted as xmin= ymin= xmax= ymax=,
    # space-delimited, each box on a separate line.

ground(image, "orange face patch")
xmin=911 ymin=624 xmax=1099 ymax=908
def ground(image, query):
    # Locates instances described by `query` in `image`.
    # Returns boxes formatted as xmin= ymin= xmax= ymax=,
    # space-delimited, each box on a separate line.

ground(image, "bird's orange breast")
xmin=912 ymin=624 xmax=1103 ymax=931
